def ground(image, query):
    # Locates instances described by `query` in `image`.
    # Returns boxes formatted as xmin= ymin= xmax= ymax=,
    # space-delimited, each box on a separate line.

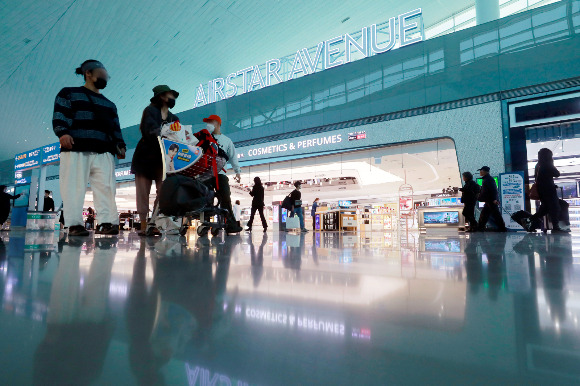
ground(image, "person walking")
xmin=290 ymin=181 xmax=308 ymax=233
xmin=527 ymin=148 xmax=567 ymax=233
xmin=202 ymin=114 xmax=242 ymax=233
xmin=310 ymin=198 xmax=320 ymax=231
xmin=245 ymin=177 xmax=267 ymax=232
xmin=131 ymin=85 xmax=179 ymax=236
xmin=459 ymin=172 xmax=479 ymax=232
xmin=53 ymin=59 xmax=126 ymax=236
xmin=233 ymin=200 xmax=242 ymax=229
xmin=0 ymin=185 xmax=22 ymax=229
xmin=43 ymin=190 xmax=55 ymax=212
xmin=477 ymin=166 xmax=507 ymax=232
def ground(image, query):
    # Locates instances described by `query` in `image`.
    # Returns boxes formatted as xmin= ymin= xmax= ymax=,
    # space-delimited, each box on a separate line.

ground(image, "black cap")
xmin=478 ymin=166 xmax=490 ymax=172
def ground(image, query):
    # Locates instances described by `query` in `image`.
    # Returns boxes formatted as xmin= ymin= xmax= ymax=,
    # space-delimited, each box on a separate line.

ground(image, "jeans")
xmin=294 ymin=207 xmax=305 ymax=230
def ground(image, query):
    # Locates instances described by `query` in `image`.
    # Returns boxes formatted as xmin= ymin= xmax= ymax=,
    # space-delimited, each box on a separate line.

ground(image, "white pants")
xmin=60 ymin=152 xmax=118 ymax=227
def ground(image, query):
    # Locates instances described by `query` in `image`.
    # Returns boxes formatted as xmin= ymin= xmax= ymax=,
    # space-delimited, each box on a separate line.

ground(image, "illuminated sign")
xmin=42 ymin=142 xmax=61 ymax=165
xmin=14 ymin=148 xmax=41 ymax=171
xmin=238 ymin=133 xmax=343 ymax=160
xmin=194 ymin=9 xmax=423 ymax=107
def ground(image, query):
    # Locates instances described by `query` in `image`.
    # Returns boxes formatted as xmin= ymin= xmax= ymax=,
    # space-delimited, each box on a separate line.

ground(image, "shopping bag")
xmin=286 ymin=215 xmax=300 ymax=230
xmin=286 ymin=234 xmax=300 ymax=247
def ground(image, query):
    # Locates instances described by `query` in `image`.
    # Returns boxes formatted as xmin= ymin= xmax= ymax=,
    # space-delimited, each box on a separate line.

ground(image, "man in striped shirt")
xmin=53 ymin=60 xmax=126 ymax=236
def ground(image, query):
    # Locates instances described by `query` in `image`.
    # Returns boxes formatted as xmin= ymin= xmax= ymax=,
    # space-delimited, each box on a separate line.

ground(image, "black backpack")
xmin=281 ymin=194 xmax=293 ymax=211
xmin=159 ymin=174 xmax=214 ymax=216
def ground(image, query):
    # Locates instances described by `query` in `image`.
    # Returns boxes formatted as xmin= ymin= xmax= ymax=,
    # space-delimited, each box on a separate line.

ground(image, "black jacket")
xmin=460 ymin=180 xmax=480 ymax=205
xmin=534 ymin=162 xmax=560 ymax=198
xmin=478 ymin=174 xmax=498 ymax=203
xmin=250 ymin=184 xmax=265 ymax=208
xmin=131 ymin=104 xmax=179 ymax=179
xmin=0 ymin=192 xmax=19 ymax=218
xmin=44 ymin=197 xmax=55 ymax=211
xmin=290 ymin=189 xmax=302 ymax=208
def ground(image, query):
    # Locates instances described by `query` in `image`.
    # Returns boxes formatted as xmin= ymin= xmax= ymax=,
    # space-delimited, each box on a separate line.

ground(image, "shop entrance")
xmin=230 ymin=138 xmax=461 ymax=230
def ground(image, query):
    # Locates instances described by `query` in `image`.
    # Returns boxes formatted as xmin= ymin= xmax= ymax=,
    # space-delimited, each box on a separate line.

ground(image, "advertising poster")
xmin=160 ymin=138 xmax=204 ymax=174
xmin=499 ymin=172 xmax=525 ymax=231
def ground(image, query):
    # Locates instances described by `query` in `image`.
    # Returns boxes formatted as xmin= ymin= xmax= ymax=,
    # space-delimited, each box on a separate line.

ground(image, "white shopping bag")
xmin=160 ymin=121 xmax=195 ymax=144
xmin=286 ymin=215 xmax=300 ymax=230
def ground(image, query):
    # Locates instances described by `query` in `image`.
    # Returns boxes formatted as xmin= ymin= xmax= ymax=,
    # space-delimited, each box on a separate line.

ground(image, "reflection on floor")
xmin=1 ymin=230 xmax=580 ymax=385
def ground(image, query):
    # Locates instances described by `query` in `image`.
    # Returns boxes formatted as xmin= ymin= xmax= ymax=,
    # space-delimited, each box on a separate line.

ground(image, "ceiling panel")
xmin=0 ymin=0 xmax=471 ymax=159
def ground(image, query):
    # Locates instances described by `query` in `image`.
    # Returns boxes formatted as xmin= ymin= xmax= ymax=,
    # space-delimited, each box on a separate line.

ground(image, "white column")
xmin=476 ymin=0 xmax=500 ymax=25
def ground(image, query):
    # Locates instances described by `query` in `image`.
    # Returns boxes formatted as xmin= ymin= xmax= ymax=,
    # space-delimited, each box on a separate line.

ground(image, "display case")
xmin=563 ymin=199 xmax=580 ymax=231
xmin=322 ymin=209 xmax=358 ymax=231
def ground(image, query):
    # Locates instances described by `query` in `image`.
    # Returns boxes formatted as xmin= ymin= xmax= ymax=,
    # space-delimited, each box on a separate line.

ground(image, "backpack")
xmin=192 ymin=129 xmax=227 ymax=189
xmin=159 ymin=174 xmax=214 ymax=216
xmin=281 ymin=194 xmax=293 ymax=211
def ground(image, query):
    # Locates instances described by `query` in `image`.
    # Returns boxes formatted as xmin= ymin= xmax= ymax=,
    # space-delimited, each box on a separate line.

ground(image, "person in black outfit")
xmin=245 ymin=177 xmax=268 ymax=232
xmin=290 ymin=181 xmax=308 ymax=232
xmin=131 ymin=85 xmax=179 ymax=237
xmin=44 ymin=190 xmax=55 ymax=212
xmin=0 ymin=185 xmax=22 ymax=228
xmin=477 ymin=166 xmax=507 ymax=232
xmin=459 ymin=172 xmax=480 ymax=232
xmin=528 ymin=148 xmax=567 ymax=233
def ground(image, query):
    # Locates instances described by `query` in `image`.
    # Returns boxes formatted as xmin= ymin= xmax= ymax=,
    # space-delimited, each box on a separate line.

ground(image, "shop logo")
xmin=348 ymin=131 xmax=367 ymax=141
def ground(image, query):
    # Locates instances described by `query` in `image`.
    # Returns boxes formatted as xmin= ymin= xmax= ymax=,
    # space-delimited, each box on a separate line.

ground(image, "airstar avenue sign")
xmin=194 ymin=8 xmax=423 ymax=107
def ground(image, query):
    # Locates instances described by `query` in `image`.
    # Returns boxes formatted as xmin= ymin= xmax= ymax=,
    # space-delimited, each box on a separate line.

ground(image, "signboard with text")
xmin=499 ymin=172 xmax=525 ymax=231
xmin=14 ymin=148 xmax=41 ymax=171
xmin=42 ymin=142 xmax=61 ymax=165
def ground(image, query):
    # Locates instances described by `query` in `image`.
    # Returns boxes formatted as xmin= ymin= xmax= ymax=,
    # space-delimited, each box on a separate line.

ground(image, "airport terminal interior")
xmin=3 ymin=0 xmax=580 ymax=384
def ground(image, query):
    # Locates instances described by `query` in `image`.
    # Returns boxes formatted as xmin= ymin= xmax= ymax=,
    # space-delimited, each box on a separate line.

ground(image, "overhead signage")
xmin=499 ymin=172 xmax=525 ymax=231
xmin=14 ymin=148 xmax=41 ymax=171
xmin=338 ymin=200 xmax=352 ymax=207
xmin=14 ymin=171 xmax=29 ymax=185
xmin=194 ymin=8 xmax=423 ymax=107
xmin=238 ymin=133 xmax=344 ymax=161
xmin=42 ymin=142 xmax=61 ymax=165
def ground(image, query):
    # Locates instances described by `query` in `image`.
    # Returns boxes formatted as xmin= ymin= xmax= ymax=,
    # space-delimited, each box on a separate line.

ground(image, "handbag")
xmin=529 ymin=183 xmax=540 ymax=200
xmin=286 ymin=215 xmax=300 ymax=229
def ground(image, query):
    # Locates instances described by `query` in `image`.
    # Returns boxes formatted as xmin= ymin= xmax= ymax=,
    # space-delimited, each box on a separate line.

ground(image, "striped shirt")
xmin=53 ymin=86 xmax=126 ymax=154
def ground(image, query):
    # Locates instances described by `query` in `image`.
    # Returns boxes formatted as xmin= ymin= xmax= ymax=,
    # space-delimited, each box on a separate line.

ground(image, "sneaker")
xmin=301 ymin=228 xmax=309 ymax=233
xmin=68 ymin=225 xmax=89 ymax=237
xmin=551 ymin=228 xmax=570 ymax=234
xmin=95 ymin=223 xmax=119 ymax=235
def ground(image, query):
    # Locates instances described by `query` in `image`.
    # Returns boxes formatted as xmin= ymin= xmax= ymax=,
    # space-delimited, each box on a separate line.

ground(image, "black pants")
xmin=247 ymin=206 xmax=267 ymax=230
xmin=206 ymin=174 xmax=236 ymax=227
xmin=531 ymin=192 xmax=561 ymax=229
xmin=478 ymin=202 xmax=507 ymax=231
xmin=312 ymin=216 xmax=316 ymax=231
xmin=462 ymin=203 xmax=477 ymax=230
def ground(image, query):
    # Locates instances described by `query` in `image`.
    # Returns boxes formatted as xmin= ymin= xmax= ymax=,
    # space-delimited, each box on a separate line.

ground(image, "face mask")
xmin=206 ymin=123 xmax=215 ymax=133
xmin=94 ymin=77 xmax=107 ymax=89
xmin=167 ymin=98 xmax=176 ymax=109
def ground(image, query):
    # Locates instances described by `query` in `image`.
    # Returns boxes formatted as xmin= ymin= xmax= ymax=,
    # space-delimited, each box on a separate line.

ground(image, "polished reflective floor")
xmin=1 ymin=229 xmax=580 ymax=385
